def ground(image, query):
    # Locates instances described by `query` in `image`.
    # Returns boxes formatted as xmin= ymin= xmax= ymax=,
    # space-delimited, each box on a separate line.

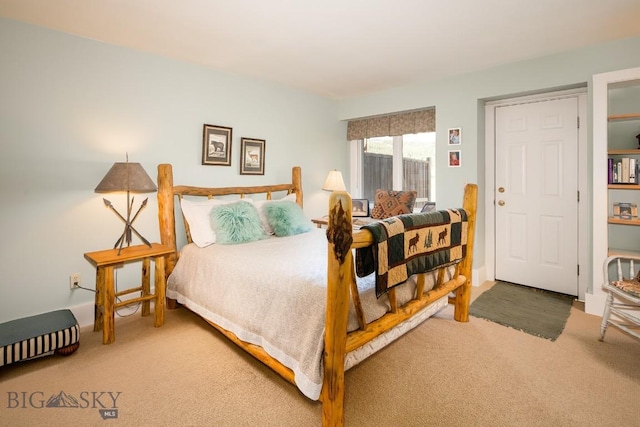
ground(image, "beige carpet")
xmin=1 ymin=282 xmax=639 ymax=427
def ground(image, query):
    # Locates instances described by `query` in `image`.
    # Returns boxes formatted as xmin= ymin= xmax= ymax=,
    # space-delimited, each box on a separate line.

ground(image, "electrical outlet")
xmin=70 ymin=273 xmax=81 ymax=290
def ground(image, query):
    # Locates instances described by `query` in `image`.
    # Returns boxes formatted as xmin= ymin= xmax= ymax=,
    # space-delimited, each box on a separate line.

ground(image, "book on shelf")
xmin=622 ymin=157 xmax=630 ymax=183
xmin=612 ymin=202 xmax=638 ymax=219
xmin=608 ymin=157 xmax=639 ymax=184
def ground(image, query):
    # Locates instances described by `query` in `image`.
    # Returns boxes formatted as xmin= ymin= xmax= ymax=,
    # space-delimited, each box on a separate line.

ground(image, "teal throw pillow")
xmin=210 ymin=200 xmax=267 ymax=244
xmin=264 ymin=201 xmax=312 ymax=237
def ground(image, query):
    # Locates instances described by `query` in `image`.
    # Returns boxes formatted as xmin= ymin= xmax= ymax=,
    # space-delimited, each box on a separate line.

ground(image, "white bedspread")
xmin=167 ymin=228 xmax=446 ymax=400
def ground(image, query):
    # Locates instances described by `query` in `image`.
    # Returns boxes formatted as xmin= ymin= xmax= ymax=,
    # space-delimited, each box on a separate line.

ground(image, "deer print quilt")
xmin=356 ymin=209 xmax=469 ymax=297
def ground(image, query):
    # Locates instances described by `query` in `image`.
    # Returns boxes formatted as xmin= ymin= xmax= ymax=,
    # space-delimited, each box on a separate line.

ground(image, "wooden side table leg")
xmin=154 ymin=255 xmax=166 ymax=327
xmin=141 ymin=257 xmax=151 ymax=317
xmin=103 ymin=266 xmax=115 ymax=344
xmin=94 ymin=267 xmax=105 ymax=332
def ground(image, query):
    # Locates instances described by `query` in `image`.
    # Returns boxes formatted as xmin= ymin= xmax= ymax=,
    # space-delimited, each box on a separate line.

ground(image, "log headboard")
xmin=156 ymin=163 xmax=303 ymax=276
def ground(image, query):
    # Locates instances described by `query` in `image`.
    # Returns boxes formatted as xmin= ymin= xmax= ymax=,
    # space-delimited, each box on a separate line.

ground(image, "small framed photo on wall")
xmin=202 ymin=124 xmax=232 ymax=166
xmin=448 ymin=150 xmax=461 ymax=167
xmin=448 ymin=127 xmax=461 ymax=145
xmin=240 ymin=137 xmax=266 ymax=175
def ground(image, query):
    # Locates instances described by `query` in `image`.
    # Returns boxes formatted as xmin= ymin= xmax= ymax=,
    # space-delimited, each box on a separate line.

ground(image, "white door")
xmin=495 ymin=97 xmax=579 ymax=296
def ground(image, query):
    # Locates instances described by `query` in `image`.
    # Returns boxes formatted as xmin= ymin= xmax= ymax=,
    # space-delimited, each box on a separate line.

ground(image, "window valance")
xmin=346 ymin=109 xmax=435 ymax=140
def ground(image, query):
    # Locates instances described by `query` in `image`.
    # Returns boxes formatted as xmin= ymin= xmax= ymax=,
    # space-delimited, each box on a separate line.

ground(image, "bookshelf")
xmin=608 ymin=248 xmax=640 ymax=257
xmin=608 ymin=149 xmax=640 ymax=155
xmin=607 ymin=217 xmax=640 ymax=226
xmin=591 ymin=66 xmax=640 ymax=316
xmin=608 ymin=113 xmax=640 ymax=121
xmin=607 ymin=104 xmax=640 ymax=254
xmin=608 ymin=184 xmax=640 ymax=190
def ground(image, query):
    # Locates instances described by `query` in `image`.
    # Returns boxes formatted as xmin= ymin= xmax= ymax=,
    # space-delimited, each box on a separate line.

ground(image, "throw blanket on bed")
xmin=356 ymin=209 xmax=468 ymax=297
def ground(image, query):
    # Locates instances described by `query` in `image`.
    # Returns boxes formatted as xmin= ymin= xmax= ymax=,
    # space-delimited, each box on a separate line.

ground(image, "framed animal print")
xmin=240 ymin=137 xmax=265 ymax=175
xmin=202 ymin=124 xmax=232 ymax=166
xmin=351 ymin=199 xmax=369 ymax=217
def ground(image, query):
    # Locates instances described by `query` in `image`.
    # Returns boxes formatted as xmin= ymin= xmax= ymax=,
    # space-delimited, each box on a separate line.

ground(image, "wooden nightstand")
xmin=84 ymin=243 xmax=174 ymax=344
xmin=311 ymin=217 xmax=330 ymax=228
xmin=312 ymin=216 xmax=376 ymax=229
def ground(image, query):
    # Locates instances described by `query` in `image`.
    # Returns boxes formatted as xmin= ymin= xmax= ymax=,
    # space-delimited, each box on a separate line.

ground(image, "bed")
xmin=157 ymin=164 xmax=477 ymax=426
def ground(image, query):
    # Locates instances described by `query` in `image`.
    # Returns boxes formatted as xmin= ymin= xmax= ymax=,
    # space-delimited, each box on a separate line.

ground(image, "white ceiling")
xmin=1 ymin=0 xmax=640 ymax=99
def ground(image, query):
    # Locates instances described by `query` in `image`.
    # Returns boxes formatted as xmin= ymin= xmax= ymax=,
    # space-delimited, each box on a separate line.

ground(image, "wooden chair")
xmin=600 ymin=255 xmax=640 ymax=341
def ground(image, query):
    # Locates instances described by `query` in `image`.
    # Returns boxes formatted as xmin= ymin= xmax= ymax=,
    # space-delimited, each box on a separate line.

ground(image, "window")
xmin=347 ymin=109 xmax=436 ymax=211
xmin=359 ymin=133 xmax=435 ymax=211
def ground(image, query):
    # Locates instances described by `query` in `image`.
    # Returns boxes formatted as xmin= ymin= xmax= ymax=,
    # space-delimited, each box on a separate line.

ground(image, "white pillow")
xmin=180 ymin=198 xmax=237 ymax=247
xmin=252 ymin=193 xmax=298 ymax=235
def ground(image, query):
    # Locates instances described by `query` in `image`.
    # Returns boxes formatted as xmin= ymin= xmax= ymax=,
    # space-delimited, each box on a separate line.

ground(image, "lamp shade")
xmin=95 ymin=162 xmax=157 ymax=193
xmin=322 ymin=170 xmax=346 ymax=192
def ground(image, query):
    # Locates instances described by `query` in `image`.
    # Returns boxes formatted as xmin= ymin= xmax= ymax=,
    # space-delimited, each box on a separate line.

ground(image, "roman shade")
xmin=347 ymin=109 xmax=435 ymax=140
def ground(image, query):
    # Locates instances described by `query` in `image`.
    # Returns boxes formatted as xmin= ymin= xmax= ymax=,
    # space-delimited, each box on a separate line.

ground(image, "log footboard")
xmin=322 ymin=184 xmax=477 ymax=426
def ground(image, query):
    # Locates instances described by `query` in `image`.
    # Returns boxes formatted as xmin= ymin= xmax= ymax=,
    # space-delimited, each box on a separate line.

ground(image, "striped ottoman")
xmin=0 ymin=309 xmax=80 ymax=367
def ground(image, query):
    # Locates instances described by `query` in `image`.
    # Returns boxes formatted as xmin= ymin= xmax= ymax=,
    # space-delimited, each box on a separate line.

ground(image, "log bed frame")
xmin=157 ymin=163 xmax=477 ymax=427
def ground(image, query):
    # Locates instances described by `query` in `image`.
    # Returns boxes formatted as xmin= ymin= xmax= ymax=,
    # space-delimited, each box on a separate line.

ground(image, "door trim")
xmin=484 ymin=88 xmax=588 ymax=300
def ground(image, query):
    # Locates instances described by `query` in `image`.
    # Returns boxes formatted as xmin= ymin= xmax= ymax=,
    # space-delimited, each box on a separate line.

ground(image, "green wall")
xmin=0 ymin=18 xmax=346 ymax=323
xmin=338 ymin=36 xmax=640 ymax=277
xmin=2 ymin=14 xmax=640 ymax=323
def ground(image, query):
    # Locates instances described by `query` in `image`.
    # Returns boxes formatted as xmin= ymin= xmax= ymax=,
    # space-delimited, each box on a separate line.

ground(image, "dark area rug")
xmin=470 ymin=281 xmax=574 ymax=341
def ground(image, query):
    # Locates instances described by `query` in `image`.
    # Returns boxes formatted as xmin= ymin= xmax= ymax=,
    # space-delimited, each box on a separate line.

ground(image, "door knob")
xmin=498 ymin=187 xmax=505 ymax=193
xmin=498 ymin=200 xmax=505 ymax=206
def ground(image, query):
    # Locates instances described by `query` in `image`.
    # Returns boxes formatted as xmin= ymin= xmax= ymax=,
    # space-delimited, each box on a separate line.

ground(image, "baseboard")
xmin=69 ymin=290 xmax=153 ymax=329
xmin=472 ymin=266 xmax=485 ymax=287
xmin=585 ymin=292 xmax=606 ymax=317
xmin=68 ymin=301 xmax=95 ymax=329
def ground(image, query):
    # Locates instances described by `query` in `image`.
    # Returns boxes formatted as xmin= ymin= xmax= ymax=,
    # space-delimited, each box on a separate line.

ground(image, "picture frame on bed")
xmin=351 ymin=199 xmax=369 ymax=217
xmin=202 ymin=124 xmax=232 ymax=166
xmin=240 ymin=137 xmax=266 ymax=175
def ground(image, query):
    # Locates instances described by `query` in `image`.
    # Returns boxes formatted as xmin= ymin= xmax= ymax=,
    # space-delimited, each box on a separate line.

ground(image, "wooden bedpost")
xmin=157 ymin=164 xmax=178 ymax=278
xmin=453 ymin=183 xmax=478 ymax=322
xmin=322 ymin=191 xmax=353 ymax=427
xmin=292 ymin=166 xmax=303 ymax=207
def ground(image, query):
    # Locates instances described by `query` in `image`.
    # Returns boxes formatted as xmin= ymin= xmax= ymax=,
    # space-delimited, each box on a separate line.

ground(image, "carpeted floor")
xmin=469 ymin=281 xmax=574 ymax=341
xmin=1 ymin=282 xmax=639 ymax=426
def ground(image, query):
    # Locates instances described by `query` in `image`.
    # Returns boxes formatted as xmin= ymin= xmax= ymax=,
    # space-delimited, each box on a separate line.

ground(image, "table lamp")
xmin=322 ymin=170 xmax=346 ymax=192
xmin=95 ymin=156 xmax=157 ymax=254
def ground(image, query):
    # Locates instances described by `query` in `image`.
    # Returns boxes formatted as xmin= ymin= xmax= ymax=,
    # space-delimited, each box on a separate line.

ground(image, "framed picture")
xmin=448 ymin=150 xmax=461 ymax=167
xmin=240 ymin=137 xmax=265 ymax=175
xmin=448 ymin=127 xmax=461 ymax=145
xmin=202 ymin=124 xmax=232 ymax=166
xmin=352 ymin=199 xmax=369 ymax=217
xmin=613 ymin=202 xmax=638 ymax=219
